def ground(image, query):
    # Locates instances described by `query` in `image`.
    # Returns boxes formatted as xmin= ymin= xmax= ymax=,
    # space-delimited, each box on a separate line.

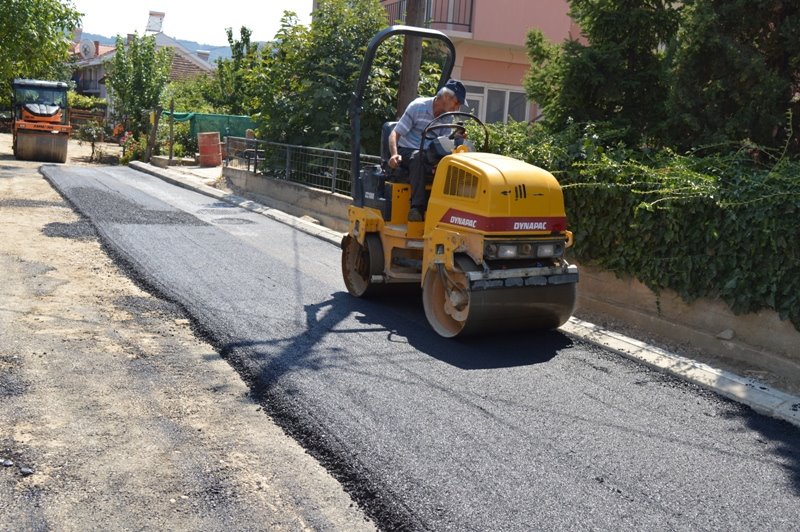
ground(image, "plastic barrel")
xmin=197 ymin=131 xmax=221 ymax=167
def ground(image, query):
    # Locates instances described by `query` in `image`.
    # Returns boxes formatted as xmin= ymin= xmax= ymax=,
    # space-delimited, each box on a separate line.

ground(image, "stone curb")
xmin=129 ymin=161 xmax=344 ymax=245
xmin=130 ymin=161 xmax=800 ymax=429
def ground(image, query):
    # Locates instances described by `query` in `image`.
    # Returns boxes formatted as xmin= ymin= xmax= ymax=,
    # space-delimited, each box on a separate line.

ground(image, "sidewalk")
xmin=130 ymin=161 xmax=800 ymax=429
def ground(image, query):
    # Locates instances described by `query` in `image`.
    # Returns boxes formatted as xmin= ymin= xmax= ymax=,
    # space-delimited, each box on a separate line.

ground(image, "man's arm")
xmin=388 ymin=129 xmax=402 ymax=169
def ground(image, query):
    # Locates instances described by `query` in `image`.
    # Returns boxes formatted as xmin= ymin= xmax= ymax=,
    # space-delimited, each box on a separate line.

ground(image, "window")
xmin=486 ymin=89 xmax=505 ymax=123
xmin=463 ymin=84 xmax=529 ymax=124
xmin=507 ymin=92 xmax=527 ymax=122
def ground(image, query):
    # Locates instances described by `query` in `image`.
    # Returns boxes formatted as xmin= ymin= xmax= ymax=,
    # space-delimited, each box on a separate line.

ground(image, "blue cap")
xmin=445 ymin=79 xmax=466 ymax=105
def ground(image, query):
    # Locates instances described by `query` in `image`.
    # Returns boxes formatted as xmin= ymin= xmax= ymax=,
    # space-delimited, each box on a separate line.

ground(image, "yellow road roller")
xmin=343 ymin=26 xmax=578 ymax=337
xmin=12 ymin=79 xmax=71 ymax=163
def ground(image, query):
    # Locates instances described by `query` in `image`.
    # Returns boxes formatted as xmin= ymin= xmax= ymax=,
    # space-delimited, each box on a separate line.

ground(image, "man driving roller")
xmin=387 ymin=79 xmax=466 ymax=222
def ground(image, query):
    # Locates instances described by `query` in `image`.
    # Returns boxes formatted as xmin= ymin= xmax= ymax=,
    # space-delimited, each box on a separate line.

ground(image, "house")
xmin=379 ymin=0 xmax=580 ymax=123
xmin=71 ymin=36 xmax=116 ymax=99
xmin=72 ymin=12 xmax=215 ymax=102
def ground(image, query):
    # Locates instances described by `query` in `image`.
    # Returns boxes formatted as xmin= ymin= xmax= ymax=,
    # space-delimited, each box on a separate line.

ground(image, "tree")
xmin=75 ymin=120 xmax=105 ymax=162
xmin=105 ymin=33 xmax=172 ymax=137
xmin=162 ymin=75 xmax=220 ymax=114
xmin=525 ymin=0 xmax=681 ymax=144
xmin=214 ymin=27 xmax=260 ymax=115
xmin=253 ymin=0 xmax=442 ymax=153
xmin=255 ymin=0 xmax=392 ymax=150
xmin=0 ymin=0 xmax=81 ymax=107
xmin=525 ymin=0 xmax=800 ymax=153
xmin=666 ymin=0 xmax=800 ymax=153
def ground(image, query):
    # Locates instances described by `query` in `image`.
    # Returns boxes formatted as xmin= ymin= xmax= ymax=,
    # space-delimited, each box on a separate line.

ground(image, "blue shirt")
xmin=394 ymin=96 xmax=451 ymax=150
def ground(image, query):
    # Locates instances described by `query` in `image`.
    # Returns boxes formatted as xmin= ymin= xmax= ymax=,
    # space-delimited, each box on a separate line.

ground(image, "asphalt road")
xmin=42 ymin=165 xmax=800 ymax=531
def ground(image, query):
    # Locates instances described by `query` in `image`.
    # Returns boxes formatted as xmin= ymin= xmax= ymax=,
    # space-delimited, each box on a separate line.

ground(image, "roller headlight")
xmin=536 ymin=244 xmax=556 ymax=257
xmin=537 ymin=243 xmax=564 ymax=258
xmin=484 ymin=240 xmax=565 ymax=260
xmin=497 ymin=244 xmax=518 ymax=258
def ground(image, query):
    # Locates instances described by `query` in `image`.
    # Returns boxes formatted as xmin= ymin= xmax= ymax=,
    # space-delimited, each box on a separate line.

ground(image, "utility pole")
xmin=396 ymin=0 xmax=425 ymax=118
xmin=168 ymin=98 xmax=174 ymax=163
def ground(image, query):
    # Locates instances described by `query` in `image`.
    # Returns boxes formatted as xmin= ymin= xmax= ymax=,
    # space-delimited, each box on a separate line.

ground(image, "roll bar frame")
xmin=349 ymin=25 xmax=456 ymax=206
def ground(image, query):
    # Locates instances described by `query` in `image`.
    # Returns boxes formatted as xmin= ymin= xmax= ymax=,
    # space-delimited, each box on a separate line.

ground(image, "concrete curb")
xmin=129 ymin=161 xmax=344 ymax=245
xmin=129 ymin=161 xmax=800 ymax=429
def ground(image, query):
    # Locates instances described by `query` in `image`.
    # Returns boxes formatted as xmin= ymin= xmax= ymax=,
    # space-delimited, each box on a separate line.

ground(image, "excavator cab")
xmin=342 ymin=26 xmax=578 ymax=337
xmin=11 ymin=79 xmax=71 ymax=163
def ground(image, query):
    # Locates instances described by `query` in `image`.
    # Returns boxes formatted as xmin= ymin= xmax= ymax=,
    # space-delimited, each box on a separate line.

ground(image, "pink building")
xmin=381 ymin=0 xmax=580 ymax=123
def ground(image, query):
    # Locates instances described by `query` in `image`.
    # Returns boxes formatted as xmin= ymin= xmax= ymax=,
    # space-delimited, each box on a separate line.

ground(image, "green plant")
xmin=120 ymin=133 xmax=148 ymax=164
xmin=106 ymin=32 xmax=172 ymax=137
xmin=172 ymin=142 xmax=185 ymax=158
xmin=69 ymin=91 xmax=106 ymax=111
xmin=75 ymin=120 xmax=106 ymax=162
xmin=524 ymin=1 xmax=680 ymax=145
xmin=0 ymin=0 xmax=81 ymax=108
xmin=155 ymin=119 xmax=194 ymax=158
xmin=487 ymin=120 xmax=800 ymax=331
xmin=252 ymin=0 xmax=442 ymax=155
xmin=666 ymin=0 xmax=800 ymax=153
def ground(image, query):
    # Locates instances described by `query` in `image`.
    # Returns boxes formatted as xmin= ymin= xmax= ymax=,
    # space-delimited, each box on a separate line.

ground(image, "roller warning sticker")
xmin=440 ymin=209 xmax=566 ymax=232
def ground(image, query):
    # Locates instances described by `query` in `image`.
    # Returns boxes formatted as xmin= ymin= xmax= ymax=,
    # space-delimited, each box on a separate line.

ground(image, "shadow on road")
xmin=321 ymin=290 xmax=571 ymax=369
xmin=212 ymin=288 xmax=575 ymax=531
xmin=738 ymin=409 xmax=800 ymax=496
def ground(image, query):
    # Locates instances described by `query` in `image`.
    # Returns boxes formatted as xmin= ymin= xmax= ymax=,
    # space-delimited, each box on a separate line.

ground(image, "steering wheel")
xmin=420 ymin=111 xmax=489 ymax=153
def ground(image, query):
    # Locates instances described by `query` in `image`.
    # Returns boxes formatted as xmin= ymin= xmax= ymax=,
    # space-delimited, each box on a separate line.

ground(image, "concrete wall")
xmin=223 ymin=165 xmax=800 ymax=380
xmin=578 ymin=267 xmax=800 ymax=381
xmin=224 ymin=167 xmax=351 ymax=233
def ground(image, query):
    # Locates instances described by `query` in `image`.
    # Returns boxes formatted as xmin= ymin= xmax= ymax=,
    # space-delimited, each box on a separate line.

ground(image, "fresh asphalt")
xmin=42 ymin=165 xmax=800 ymax=531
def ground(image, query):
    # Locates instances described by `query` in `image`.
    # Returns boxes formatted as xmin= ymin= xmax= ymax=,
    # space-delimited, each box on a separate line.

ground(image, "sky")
xmin=71 ymin=0 xmax=314 ymax=46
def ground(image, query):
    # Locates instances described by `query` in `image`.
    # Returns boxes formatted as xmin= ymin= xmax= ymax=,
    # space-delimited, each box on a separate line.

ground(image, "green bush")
xmin=487 ymin=121 xmax=800 ymax=330
xmin=119 ymin=133 xmax=148 ymax=164
xmin=75 ymin=120 xmax=106 ymax=161
xmin=155 ymin=120 xmax=194 ymax=159
xmin=68 ymin=90 xmax=106 ymax=111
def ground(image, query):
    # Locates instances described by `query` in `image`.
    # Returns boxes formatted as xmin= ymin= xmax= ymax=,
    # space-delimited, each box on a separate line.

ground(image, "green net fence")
xmin=164 ymin=112 xmax=256 ymax=139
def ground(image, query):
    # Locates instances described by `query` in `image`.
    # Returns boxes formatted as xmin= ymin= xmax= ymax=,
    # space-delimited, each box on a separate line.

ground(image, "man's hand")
xmin=388 ymin=154 xmax=402 ymax=169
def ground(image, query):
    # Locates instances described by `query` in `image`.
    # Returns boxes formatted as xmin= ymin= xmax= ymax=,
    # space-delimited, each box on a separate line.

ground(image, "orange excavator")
xmin=11 ymin=79 xmax=71 ymax=163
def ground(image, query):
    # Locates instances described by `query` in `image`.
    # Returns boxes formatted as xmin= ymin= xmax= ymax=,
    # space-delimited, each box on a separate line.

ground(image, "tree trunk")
xmin=145 ymin=106 xmax=163 ymax=162
xmin=397 ymin=0 xmax=426 ymax=118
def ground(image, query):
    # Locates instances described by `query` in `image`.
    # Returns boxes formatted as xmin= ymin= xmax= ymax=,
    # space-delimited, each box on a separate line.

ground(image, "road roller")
xmin=11 ymin=79 xmax=71 ymax=163
xmin=342 ymin=26 xmax=578 ymax=337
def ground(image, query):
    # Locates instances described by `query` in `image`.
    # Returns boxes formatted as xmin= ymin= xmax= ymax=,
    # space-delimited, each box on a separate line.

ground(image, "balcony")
xmin=383 ymin=0 xmax=473 ymax=33
xmin=77 ymin=80 xmax=102 ymax=94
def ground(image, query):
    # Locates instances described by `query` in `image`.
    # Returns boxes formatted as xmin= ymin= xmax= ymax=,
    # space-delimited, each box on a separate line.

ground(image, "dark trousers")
xmin=397 ymin=146 xmax=430 ymax=210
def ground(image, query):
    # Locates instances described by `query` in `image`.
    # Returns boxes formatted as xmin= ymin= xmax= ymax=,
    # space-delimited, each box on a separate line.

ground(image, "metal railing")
xmin=77 ymin=80 xmax=102 ymax=93
xmin=383 ymin=0 xmax=473 ymax=33
xmin=225 ymin=137 xmax=381 ymax=196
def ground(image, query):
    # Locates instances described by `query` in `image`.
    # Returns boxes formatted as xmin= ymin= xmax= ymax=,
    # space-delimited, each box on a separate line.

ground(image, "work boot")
xmin=408 ymin=208 xmax=424 ymax=222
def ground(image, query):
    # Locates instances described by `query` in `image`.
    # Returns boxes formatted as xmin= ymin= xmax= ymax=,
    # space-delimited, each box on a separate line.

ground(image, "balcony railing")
xmin=383 ymin=0 xmax=473 ymax=33
xmin=77 ymin=80 xmax=102 ymax=93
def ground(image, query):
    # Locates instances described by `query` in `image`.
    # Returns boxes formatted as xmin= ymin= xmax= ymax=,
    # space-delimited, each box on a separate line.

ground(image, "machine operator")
xmin=387 ymin=79 xmax=466 ymax=222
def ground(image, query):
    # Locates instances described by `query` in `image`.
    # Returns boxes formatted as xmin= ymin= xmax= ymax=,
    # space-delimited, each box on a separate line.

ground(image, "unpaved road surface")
xmin=0 ymin=134 xmax=374 ymax=530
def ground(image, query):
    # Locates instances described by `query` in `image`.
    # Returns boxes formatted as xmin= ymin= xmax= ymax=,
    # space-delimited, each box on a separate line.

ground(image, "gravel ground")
xmin=0 ymin=134 xmax=375 ymax=531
